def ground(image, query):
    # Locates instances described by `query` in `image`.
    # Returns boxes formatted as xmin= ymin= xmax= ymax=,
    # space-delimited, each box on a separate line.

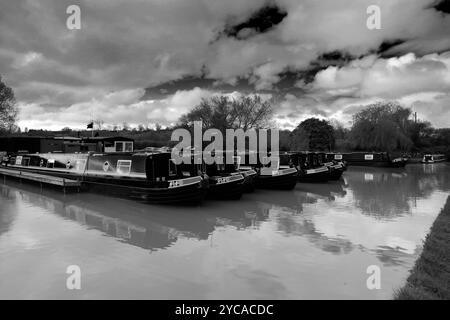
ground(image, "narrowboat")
xmin=3 ymin=152 xmax=208 ymax=205
xmin=339 ymin=152 xmax=407 ymax=168
xmin=252 ymin=153 xmax=298 ymax=190
xmin=422 ymin=154 xmax=446 ymax=163
xmin=326 ymin=153 xmax=348 ymax=171
xmin=213 ymin=151 xmax=257 ymax=193
xmin=286 ymin=152 xmax=329 ymax=183
xmin=317 ymin=152 xmax=345 ymax=180
xmin=178 ymin=151 xmax=246 ymax=200
xmin=203 ymin=163 xmax=245 ymax=200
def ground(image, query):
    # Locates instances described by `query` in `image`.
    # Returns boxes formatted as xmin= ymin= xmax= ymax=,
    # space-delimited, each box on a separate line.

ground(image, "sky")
xmin=0 ymin=0 xmax=449 ymax=131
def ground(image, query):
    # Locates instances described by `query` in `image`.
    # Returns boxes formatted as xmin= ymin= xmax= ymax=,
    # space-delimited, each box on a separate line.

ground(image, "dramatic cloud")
xmin=0 ymin=0 xmax=449 ymax=130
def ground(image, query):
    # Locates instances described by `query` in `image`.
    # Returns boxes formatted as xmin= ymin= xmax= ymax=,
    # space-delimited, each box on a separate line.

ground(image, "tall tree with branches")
xmin=179 ymin=95 xmax=273 ymax=132
xmin=0 ymin=76 xmax=18 ymax=134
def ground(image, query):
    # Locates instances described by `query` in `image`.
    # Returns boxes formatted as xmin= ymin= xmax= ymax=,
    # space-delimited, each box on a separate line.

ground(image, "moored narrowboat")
xmin=318 ymin=152 xmax=345 ymax=180
xmin=422 ymin=154 xmax=446 ymax=163
xmin=3 ymin=152 xmax=208 ymax=205
xmin=339 ymin=152 xmax=407 ymax=168
xmin=179 ymin=151 xmax=246 ymax=200
xmin=214 ymin=151 xmax=257 ymax=193
xmin=286 ymin=152 xmax=329 ymax=183
xmin=253 ymin=153 xmax=298 ymax=190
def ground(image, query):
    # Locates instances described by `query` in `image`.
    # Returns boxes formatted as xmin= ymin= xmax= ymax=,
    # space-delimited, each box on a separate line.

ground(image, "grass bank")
xmin=395 ymin=196 xmax=450 ymax=299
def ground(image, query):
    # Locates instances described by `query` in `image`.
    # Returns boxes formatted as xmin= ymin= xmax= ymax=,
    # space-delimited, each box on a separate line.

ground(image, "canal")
xmin=1 ymin=164 xmax=449 ymax=299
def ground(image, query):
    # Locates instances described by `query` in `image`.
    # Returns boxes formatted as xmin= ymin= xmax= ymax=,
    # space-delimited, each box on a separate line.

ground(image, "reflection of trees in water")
xmin=0 ymin=185 xmax=17 ymax=236
xmin=347 ymin=165 xmax=450 ymax=219
xmin=373 ymin=245 xmax=422 ymax=268
xmin=258 ymin=203 xmax=354 ymax=255
xmin=296 ymin=181 xmax=347 ymax=202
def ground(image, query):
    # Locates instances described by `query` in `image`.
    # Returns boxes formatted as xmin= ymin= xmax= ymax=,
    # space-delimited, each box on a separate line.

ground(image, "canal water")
xmin=1 ymin=164 xmax=449 ymax=299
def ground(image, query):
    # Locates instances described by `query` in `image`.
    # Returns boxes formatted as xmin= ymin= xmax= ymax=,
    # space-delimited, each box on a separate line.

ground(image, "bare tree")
xmin=179 ymin=95 xmax=273 ymax=131
xmin=94 ymin=119 xmax=105 ymax=130
xmin=0 ymin=75 xmax=18 ymax=134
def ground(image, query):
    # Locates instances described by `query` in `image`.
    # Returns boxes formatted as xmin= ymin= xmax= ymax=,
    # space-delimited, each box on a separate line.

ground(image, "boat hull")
xmin=2 ymin=165 xmax=208 ymax=205
xmin=345 ymin=160 xmax=407 ymax=168
xmin=207 ymin=179 xmax=245 ymax=200
xmin=328 ymin=167 xmax=344 ymax=181
xmin=255 ymin=168 xmax=298 ymax=190
xmin=298 ymin=168 xmax=329 ymax=183
xmin=82 ymin=176 xmax=208 ymax=205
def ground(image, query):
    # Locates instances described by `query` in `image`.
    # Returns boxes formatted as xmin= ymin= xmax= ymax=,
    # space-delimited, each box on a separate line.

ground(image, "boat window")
xmin=169 ymin=159 xmax=177 ymax=176
xmin=124 ymin=142 xmax=133 ymax=152
xmin=22 ymin=157 xmax=30 ymax=166
xmin=117 ymin=160 xmax=132 ymax=175
xmin=115 ymin=142 xmax=124 ymax=152
xmin=75 ymin=159 xmax=87 ymax=171
xmin=334 ymin=154 xmax=343 ymax=160
xmin=47 ymin=159 xmax=55 ymax=168
xmin=364 ymin=154 xmax=374 ymax=160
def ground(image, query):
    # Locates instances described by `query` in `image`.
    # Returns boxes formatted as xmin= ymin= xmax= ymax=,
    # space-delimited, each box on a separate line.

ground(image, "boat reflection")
xmin=0 ymin=180 xmax=270 ymax=251
xmin=1 ymin=163 xmax=448 ymax=265
xmin=346 ymin=164 xmax=450 ymax=218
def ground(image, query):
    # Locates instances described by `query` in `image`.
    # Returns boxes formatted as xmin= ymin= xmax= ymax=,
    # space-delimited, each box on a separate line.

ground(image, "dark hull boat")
xmin=298 ymin=166 xmax=330 ymax=183
xmin=182 ymin=153 xmax=247 ymax=200
xmin=422 ymin=154 xmax=446 ymax=163
xmin=236 ymin=167 xmax=257 ymax=192
xmin=343 ymin=152 xmax=408 ymax=167
xmin=243 ymin=152 xmax=298 ymax=190
xmin=284 ymin=152 xmax=331 ymax=183
xmin=4 ymin=152 xmax=208 ymax=205
xmin=325 ymin=163 xmax=345 ymax=180
xmin=254 ymin=167 xmax=298 ymax=190
xmin=317 ymin=153 xmax=345 ymax=181
xmin=206 ymin=173 xmax=245 ymax=200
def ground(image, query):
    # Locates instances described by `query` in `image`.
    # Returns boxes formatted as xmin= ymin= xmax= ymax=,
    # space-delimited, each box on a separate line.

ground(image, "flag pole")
xmin=91 ymin=104 xmax=94 ymax=138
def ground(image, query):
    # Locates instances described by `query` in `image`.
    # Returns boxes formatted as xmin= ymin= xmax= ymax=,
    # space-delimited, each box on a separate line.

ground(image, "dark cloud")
xmin=376 ymin=39 xmax=407 ymax=57
xmin=222 ymin=4 xmax=288 ymax=40
xmin=433 ymin=0 xmax=450 ymax=13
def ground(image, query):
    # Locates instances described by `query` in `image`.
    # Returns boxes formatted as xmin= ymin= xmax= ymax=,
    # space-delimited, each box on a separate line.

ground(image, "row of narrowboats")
xmin=0 ymin=150 xmax=349 ymax=205
xmin=1 ymin=150 xmax=437 ymax=206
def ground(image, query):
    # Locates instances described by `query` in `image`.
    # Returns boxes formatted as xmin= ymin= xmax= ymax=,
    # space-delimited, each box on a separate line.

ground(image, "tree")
xmin=179 ymin=95 xmax=273 ymax=132
xmin=94 ymin=119 xmax=104 ymax=130
xmin=122 ymin=122 xmax=130 ymax=131
xmin=290 ymin=118 xmax=335 ymax=151
xmin=0 ymin=76 xmax=18 ymax=134
xmin=349 ymin=101 xmax=412 ymax=152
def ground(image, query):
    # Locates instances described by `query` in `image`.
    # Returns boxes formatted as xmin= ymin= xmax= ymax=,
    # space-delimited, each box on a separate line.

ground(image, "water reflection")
xmin=0 ymin=187 xmax=16 ymax=236
xmin=0 ymin=163 xmax=449 ymax=299
xmin=347 ymin=164 xmax=450 ymax=219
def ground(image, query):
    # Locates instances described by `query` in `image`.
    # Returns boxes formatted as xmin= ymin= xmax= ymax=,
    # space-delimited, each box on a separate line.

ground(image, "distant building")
xmin=82 ymin=136 xmax=134 ymax=153
xmin=0 ymin=136 xmax=134 ymax=154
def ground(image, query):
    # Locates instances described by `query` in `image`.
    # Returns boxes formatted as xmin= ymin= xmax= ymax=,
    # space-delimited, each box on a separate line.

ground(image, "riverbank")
xmin=395 ymin=196 xmax=450 ymax=299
